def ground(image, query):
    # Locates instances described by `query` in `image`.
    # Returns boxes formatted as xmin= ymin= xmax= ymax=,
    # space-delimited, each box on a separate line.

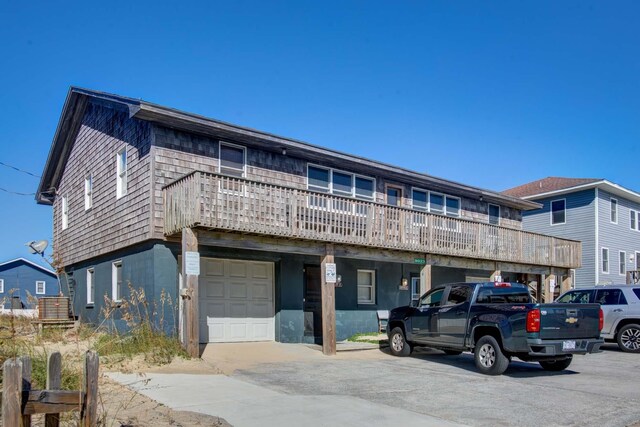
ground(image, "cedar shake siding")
xmin=53 ymin=102 xmax=152 ymax=265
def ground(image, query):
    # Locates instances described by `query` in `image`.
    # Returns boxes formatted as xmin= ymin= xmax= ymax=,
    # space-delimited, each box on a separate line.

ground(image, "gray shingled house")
xmin=36 ymin=88 xmax=581 ymax=352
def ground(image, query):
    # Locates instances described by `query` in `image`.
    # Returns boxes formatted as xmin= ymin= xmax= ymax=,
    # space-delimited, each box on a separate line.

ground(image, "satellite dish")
xmin=26 ymin=240 xmax=48 ymax=255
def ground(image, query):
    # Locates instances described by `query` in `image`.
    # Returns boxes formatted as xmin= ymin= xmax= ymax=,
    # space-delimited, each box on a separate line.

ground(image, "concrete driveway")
xmin=110 ymin=342 xmax=640 ymax=427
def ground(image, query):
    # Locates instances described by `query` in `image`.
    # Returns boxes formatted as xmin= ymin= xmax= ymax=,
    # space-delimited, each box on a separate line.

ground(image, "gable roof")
xmin=0 ymin=258 xmax=57 ymax=277
xmin=503 ymin=177 xmax=640 ymax=204
xmin=37 ymin=87 xmax=540 ymax=210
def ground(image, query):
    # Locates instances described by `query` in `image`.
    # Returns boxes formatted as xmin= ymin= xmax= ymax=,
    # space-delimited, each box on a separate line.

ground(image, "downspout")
xmin=595 ymin=188 xmax=599 ymax=285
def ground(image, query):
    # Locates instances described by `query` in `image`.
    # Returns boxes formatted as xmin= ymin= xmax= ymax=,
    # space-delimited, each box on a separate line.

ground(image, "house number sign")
xmin=185 ymin=251 xmax=200 ymax=276
xmin=325 ymin=263 xmax=337 ymax=283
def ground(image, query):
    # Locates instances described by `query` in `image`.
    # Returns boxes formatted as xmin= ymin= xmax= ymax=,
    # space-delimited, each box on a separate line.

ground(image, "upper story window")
xmin=116 ymin=148 xmax=127 ymax=199
xmin=610 ymin=198 xmax=618 ymax=223
xmin=219 ymin=142 xmax=246 ymax=177
xmin=0 ymin=278 xmax=4 ymax=293
xmin=87 ymin=268 xmax=95 ymax=305
xmin=489 ymin=204 xmax=500 ymax=225
xmin=306 ymin=165 xmax=374 ymax=201
xmin=631 ymin=210 xmax=639 ymax=231
xmin=84 ymin=174 xmax=93 ymax=210
xmin=411 ymin=189 xmax=460 ymax=218
xmin=35 ymin=281 xmax=45 ymax=295
xmin=61 ymin=195 xmax=69 ymax=230
xmin=112 ymin=261 xmax=123 ymax=302
xmin=430 ymin=193 xmax=444 ymax=214
xmin=602 ymin=247 xmax=609 ymax=274
xmin=386 ymin=187 xmax=401 ymax=206
xmin=445 ymin=196 xmax=460 ymax=217
xmin=551 ymin=199 xmax=566 ymax=225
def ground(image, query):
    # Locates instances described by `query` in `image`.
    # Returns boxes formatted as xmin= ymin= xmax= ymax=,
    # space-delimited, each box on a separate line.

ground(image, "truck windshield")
xmin=476 ymin=288 xmax=531 ymax=304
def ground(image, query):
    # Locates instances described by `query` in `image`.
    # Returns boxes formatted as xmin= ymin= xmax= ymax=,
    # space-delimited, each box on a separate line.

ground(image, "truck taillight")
xmin=526 ymin=309 xmax=541 ymax=333
xmin=599 ymin=308 xmax=604 ymax=331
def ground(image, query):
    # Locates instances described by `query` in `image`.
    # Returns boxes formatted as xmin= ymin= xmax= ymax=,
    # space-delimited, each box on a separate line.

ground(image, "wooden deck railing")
xmin=163 ymin=171 xmax=581 ymax=268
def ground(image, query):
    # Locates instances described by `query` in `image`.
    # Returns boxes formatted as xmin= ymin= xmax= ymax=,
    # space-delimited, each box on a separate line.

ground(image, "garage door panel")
xmin=200 ymin=258 xmax=274 ymax=343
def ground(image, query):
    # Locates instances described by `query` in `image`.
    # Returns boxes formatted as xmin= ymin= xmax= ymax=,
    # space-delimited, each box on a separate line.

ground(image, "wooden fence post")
xmin=21 ymin=355 xmax=32 ymax=427
xmin=81 ymin=351 xmax=99 ymax=427
xmin=2 ymin=358 xmax=22 ymax=427
xmin=46 ymin=352 xmax=62 ymax=427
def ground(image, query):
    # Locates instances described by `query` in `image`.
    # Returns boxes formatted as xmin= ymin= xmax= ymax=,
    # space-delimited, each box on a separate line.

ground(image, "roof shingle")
xmin=503 ymin=177 xmax=602 ymax=198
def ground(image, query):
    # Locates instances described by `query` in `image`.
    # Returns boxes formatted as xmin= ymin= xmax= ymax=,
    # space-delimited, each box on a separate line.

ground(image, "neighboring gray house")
xmin=0 ymin=258 xmax=59 ymax=309
xmin=504 ymin=177 xmax=640 ymax=288
xmin=36 ymin=88 xmax=580 ymax=351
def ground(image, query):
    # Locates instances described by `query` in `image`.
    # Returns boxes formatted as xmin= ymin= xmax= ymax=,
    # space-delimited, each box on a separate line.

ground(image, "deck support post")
xmin=182 ymin=228 xmax=200 ymax=358
xmin=420 ymin=264 xmax=432 ymax=294
xmin=544 ymin=273 xmax=557 ymax=303
xmin=321 ymin=244 xmax=336 ymax=356
xmin=490 ymin=267 xmax=502 ymax=282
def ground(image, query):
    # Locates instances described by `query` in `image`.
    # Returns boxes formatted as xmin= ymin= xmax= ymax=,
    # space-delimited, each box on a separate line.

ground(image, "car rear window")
xmin=633 ymin=288 xmax=640 ymax=300
xmin=476 ymin=288 xmax=531 ymax=304
xmin=595 ymin=289 xmax=626 ymax=305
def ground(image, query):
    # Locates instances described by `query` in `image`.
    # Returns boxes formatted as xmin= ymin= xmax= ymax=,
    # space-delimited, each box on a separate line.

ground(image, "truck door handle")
xmin=613 ymin=309 xmax=624 ymax=313
xmin=456 ymin=310 xmax=466 ymax=316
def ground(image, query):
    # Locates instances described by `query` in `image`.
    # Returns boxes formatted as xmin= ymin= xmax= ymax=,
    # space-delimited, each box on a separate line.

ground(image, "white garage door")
xmin=199 ymin=258 xmax=275 ymax=343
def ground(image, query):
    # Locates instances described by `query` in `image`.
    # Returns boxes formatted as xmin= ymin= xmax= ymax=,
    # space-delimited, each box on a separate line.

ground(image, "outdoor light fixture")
xmin=281 ymin=147 xmax=287 ymax=155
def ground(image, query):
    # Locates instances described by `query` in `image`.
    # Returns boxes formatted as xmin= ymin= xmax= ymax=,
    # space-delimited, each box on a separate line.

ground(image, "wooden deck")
xmin=163 ymin=171 xmax=581 ymax=269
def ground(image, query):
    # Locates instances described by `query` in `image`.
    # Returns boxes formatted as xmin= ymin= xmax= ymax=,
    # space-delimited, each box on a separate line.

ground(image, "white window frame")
xmin=35 ymin=281 xmax=45 ymax=295
xmin=306 ymin=163 xmax=376 ymax=210
xmin=488 ymin=203 xmax=500 ymax=225
xmin=357 ymin=269 xmax=376 ymax=305
xmin=87 ymin=268 xmax=95 ymax=305
xmin=636 ymin=251 xmax=640 ymax=270
xmin=219 ymin=141 xmax=247 ymax=178
xmin=619 ymin=251 xmax=626 ymax=276
xmin=354 ymin=174 xmax=375 ymax=201
xmin=610 ymin=198 xmax=618 ymax=224
xmin=602 ymin=247 xmax=609 ymax=274
xmin=410 ymin=276 xmax=421 ymax=301
xmin=61 ymin=195 xmax=69 ymax=230
xmin=445 ymin=195 xmax=461 ymax=218
xmin=0 ymin=278 xmax=4 ymax=293
xmin=411 ymin=188 xmax=429 ymax=212
xmin=631 ymin=210 xmax=637 ymax=231
xmin=84 ymin=174 xmax=93 ymax=210
xmin=112 ymin=261 xmax=123 ymax=302
xmin=116 ymin=148 xmax=127 ymax=199
xmin=550 ymin=198 xmax=566 ymax=225
xmin=429 ymin=192 xmax=445 ymax=215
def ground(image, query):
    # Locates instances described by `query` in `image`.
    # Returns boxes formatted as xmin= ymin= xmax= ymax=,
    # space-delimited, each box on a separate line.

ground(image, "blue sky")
xmin=0 ymin=1 xmax=638 ymax=267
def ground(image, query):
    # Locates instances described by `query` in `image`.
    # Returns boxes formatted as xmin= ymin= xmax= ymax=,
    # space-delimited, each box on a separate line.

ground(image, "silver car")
xmin=556 ymin=285 xmax=640 ymax=353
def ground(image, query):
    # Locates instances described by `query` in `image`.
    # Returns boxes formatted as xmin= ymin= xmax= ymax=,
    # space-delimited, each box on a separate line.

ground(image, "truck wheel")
xmin=617 ymin=324 xmax=640 ymax=353
xmin=389 ymin=327 xmax=412 ymax=357
xmin=539 ymin=356 xmax=573 ymax=371
xmin=443 ymin=350 xmax=462 ymax=356
xmin=474 ymin=335 xmax=509 ymax=375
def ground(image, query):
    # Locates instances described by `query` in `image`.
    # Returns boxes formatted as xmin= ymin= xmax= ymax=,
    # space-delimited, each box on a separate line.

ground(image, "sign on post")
xmin=325 ymin=263 xmax=337 ymax=283
xmin=185 ymin=251 xmax=200 ymax=276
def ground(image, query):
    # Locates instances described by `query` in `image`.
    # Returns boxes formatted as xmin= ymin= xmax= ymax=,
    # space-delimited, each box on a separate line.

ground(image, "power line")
xmin=0 ymin=187 xmax=36 ymax=196
xmin=0 ymin=161 xmax=41 ymax=178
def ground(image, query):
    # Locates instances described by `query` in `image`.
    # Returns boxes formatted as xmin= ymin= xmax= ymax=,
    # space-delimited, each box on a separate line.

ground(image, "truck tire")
xmin=474 ymin=335 xmax=509 ymax=375
xmin=539 ymin=355 xmax=573 ymax=371
xmin=389 ymin=327 xmax=412 ymax=357
xmin=617 ymin=324 xmax=640 ymax=353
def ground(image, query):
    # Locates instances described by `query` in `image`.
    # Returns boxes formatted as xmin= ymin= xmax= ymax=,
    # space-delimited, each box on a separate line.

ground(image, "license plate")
xmin=562 ymin=340 xmax=576 ymax=351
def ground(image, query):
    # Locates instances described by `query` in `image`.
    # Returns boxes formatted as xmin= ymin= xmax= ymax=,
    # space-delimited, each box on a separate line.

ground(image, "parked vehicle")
xmin=387 ymin=282 xmax=604 ymax=375
xmin=556 ymin=285 xmax=640 ymax=353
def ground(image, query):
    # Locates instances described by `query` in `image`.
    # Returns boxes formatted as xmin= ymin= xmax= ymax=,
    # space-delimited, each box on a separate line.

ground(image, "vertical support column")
xmin=321 ymin=244 xmax=336 ymax=356
xmin=490 ymin=268 xmax=502 ymax=282
xmin=420 ymin=264 xmax=432 ymax=295
xmin=2 ymin=358 xmax=22 ymax=427
xmin=561 ymin=271 xmax=573 ymax=294
xmin=45 ymin=352 xmax=61 ymax=427
xmin=544 ymin=273 xmax=556 ymax=303
xmin=182 ymin=228 xmax=200 ymax=358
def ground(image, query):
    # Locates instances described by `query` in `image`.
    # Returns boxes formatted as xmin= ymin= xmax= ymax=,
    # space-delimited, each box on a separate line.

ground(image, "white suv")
xmin=556 ymin=285 xmax=640 ymax=353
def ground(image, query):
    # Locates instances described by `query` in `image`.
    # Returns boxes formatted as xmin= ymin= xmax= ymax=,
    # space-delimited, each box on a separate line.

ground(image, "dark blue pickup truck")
xmin=387 ymin=282 xmax=604 ymax=375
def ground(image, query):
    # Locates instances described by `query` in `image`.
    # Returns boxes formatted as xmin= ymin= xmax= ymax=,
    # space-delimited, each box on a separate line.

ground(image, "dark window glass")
xmin=476 ymin=288 xmax=531 ymax=304
xmin=445 ymin=285 xmax=473 ymax=305
xmin=430 ymin=193 xmax=444 ymax=213
xmin=355 ymin=177 xmax=374 ymax=200
xmin=220 ymin=144 xmax=245 ymax=177
xmin=551 ymin=199 xmax=566 ymax=224
xmin=412 ymin=190 xmax=428 ymax=211
xmin=557 ymin=290 xmax=592 ymax=304
xmin=632 ymin=289 xmax=640 ymax=300
xmin=420 ymin=288 xmax=444 ymax=307
xmin=445 ymin=197 xmax=460 ymax=217
xmin=489 ymin=204 xmax=500 ymax=225
xmin=308 ymin=166 xmax=330 ymax=191
xmin=387 ymin=188 xmax=401 ymax=206
xmin=332 ymin=171 xmax=352 ymax=196
xmin=595 ymin=289 xmax=625 ymax=305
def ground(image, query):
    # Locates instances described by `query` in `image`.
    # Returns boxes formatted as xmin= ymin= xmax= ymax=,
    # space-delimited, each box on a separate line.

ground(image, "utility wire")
xmin=0 ymin=161 xmax=41 ymax=178
xmin=0 ymin=187 xmax=36 ymax=196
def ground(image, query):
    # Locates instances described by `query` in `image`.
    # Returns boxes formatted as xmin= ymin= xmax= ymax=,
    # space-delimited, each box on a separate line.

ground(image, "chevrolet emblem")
xmin=565 ymin=317 xmax=578 ymax=324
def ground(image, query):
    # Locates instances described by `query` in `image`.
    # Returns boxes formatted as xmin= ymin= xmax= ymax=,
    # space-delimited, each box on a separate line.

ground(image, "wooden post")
xmin=182 ymin=227 xmax=200 ymax=358
xmin=490 ymin=268 xmax=502 ymax=282
xmin=561 ymin=272 xmax=573 ymax=294
xmin=544 ymin=273 xmax=556 ymax=303
xmin=45 ymin=352 xmax=62 ymax=427
xmin=81 ymin=351 xmax=99 ymax=427
xmin=420 ymin=264 xmax=432 ymax=294
xmin=321 ymin=244 xmax=336 ymax=356
xmin=2 ymin=358 xmax=22 ymax=427
xmin=21 ymin=356 xmax=32 ymax=427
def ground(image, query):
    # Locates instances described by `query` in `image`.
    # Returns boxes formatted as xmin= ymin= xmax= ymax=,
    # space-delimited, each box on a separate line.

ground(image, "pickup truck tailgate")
xmin=538 ymin=303 xmax=601 ymax=340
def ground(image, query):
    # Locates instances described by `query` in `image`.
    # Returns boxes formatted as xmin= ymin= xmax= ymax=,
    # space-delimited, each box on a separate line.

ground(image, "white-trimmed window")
xmin=411 ymin=276 xmax=421 ymax=301
xmin=35 ymin=281 xmax=45 ymax=295
xmin=551 ymin=199 xmax=566 ymax=225
xmin=445 ymin=196 xmax=460 ymax=217
xmin=219 ymin=142 xmax=246 ymax=177
xmin=61 ymin=195 xmax=69 ymax=230
xmin=631 ymin=210 xmax=639 ymax=231
xmin=619 ymin=251 xmax=626 ymax=275
xmin=0 ymin=278 xmax=4 ymax=293
xmin=116 ymin=148 xmax=127 ymax=199
xmin=430 ymin=192 xmax=444 ymax=214
xmin=611 ymin=198 xmax=618 ymax=223
xmin=112 ymin=261 xmax=123 ymax=302
xmin=357 ymin=270 xmax=376 ymax=304
xmin=489 ymin=204 xmax=500 ymax=225
xmin=84 ymin=174 xmax=93 ymax=210
xmin=87 ymin=268 xmax=95 ymax=305
xmin=636 ymin=252 xmax=640 ymax=270
xmin=602 ymin=248 xmax=609 ymax=274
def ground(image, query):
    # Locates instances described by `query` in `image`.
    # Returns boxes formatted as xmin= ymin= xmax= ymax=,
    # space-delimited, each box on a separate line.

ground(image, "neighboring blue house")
xmin=504 ymin=177 xmax=640 ymax=288
xmin=0 ymin=258 xmax=59 ymax=309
